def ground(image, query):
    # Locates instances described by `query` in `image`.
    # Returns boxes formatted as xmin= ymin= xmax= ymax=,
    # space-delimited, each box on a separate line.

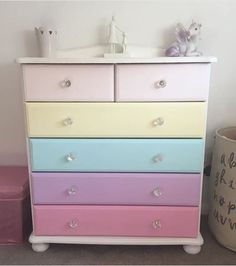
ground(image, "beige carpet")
xmin=0 ymin=216 xmax=236 ymax=265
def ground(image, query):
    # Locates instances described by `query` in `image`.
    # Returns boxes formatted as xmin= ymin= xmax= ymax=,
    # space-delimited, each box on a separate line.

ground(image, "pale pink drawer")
xmin=22 ymin=64 xmax=114 ymax=101
xmin=33 ymin=205 xmax=199 ymax=237
xmin=31 ymin=173 xmax=200 ymax=206
xmin=116 ymin=64 xmax=210 ymax=101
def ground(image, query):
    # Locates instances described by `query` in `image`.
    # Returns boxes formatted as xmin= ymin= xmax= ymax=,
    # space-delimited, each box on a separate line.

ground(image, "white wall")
xmin=0 ymin=0 xmax=235 ymax=167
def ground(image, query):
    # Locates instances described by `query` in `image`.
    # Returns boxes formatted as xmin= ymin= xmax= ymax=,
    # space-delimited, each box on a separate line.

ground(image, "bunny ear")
xmin=199 ymin=23 xmax=202 ymax=28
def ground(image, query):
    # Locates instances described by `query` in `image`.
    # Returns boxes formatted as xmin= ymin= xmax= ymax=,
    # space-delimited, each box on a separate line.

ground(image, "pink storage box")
xmin=0 ymin=166 xmax=31 ymax=244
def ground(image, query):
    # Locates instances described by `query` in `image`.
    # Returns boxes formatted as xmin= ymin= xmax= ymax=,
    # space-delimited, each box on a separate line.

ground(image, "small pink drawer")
xmin=22 ymin=64 xmax=114 ymax=101
xmin=33 ymin=205 xmax=199 ymax=237
xmin=116 ymin=64 xmax=210 ymax=101
xmin=31 ymin=173 xmax=200 ymax=206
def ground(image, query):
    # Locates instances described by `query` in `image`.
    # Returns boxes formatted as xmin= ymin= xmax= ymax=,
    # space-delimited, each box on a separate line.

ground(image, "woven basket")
xmin=209 ymin=127 xmax=236 ymax=252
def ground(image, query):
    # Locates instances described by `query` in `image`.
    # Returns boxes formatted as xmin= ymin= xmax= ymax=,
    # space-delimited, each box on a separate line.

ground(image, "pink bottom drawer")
xmin=33 ymin=205 xmax=199 ymax=237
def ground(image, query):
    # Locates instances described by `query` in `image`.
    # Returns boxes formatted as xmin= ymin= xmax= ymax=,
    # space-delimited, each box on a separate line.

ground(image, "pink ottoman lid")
xmin=0 ymin=166 xmax=29 ymax=199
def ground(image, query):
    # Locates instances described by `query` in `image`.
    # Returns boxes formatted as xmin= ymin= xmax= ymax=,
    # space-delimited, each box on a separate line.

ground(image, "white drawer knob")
xmin=68 ymin=219 xmax=79 ymax=228
xmin=63 ymin=117 xmax=73 ymax=126
xmin=61 ymin=79 xmax=71 ymax=88
xmin=152 ymin=187 xmax=162 ymax=197
xmin=155 ymin=79 xmax=167 ymax=89
xmin=67 ymin=186 xmax=77 ymax=196
xmin=152 ymin=117 xmax=164 ymax=126
xmin=66 ymin=153 xmax=76 ymax=162
xmin=152 ymin=219 xmax=161 ymax=229
xmin=153 ymin=154 xmax=163 ymax=163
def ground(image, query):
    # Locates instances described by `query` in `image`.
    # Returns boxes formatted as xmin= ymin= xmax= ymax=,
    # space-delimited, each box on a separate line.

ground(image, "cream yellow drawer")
xmin=26 ymin=102 xmax=206 ymax=137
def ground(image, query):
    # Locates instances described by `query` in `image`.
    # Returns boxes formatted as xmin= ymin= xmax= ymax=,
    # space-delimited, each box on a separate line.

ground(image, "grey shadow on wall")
xmin=97 ymin=18 xmax=108 ymax=45
xmin=97 ymin=25 xmax=107 ymax=45
xmin=161 ymin=24 xmax=176 ymax=49
xmin=23 ymin=29 xmax=40 ymax=57
xmin=0 ymin=62 xmax=27 ymax=164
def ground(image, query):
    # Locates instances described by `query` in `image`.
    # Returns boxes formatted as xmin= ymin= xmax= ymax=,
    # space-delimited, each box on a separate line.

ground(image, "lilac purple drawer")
xmin=31 ymin=173 xmax=200 ymax=206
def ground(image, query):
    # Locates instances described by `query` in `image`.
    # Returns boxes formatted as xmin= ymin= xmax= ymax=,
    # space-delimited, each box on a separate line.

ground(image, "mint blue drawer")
xmin=30 ymin=138 xmax=204 ymax=172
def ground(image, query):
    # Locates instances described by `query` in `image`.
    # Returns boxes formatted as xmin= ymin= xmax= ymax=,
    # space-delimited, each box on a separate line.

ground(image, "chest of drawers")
xmin=18 ymin=56 xmax=216 ymax=254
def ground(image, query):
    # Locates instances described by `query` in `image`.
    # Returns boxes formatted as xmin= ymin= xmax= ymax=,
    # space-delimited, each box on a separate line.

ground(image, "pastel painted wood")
xmin=116 ymin=64 xmax=210 ymax=101
xmin=26 ymin=102 xmax=206 ymax=137
xmin=17 ymin=56 xmax=216 ymax=253
xmin=30 ymin=138 xmax=204 ymax=172
xmin=17 ymin=57 xmax=217 ymax=64
xmin=22 ymin=65 xmax=114 ymax=101
xmin=33 ymin=205 xmax=199 ymax=237
xmin=31 ymin=172 xmax=201 ymax=206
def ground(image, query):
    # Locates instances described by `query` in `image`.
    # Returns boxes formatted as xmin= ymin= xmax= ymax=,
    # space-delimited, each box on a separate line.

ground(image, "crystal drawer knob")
xmin=68 ymin=219 xmax=79 ymax=228
xmin=61 ymin=79 xmax=71 ymax=88
xmin=152 ymin=117 xmax=164 ymax=127
xmin=66 ymin=153 xmax=76 ymax=162
xmin=152 ymin=219 xmax=161 ymax=229
xmin=63 ymin=117 xmax=73 ymax=126
xmin=153 ymin=187 xmax=162 ymax=197
xmin=155 ymin=79 xmax=167 ymax=89
xmin=67 ymin=186 xmax=77 ymax=196
xmin=153 ymin=154 xmax=163 ymax=163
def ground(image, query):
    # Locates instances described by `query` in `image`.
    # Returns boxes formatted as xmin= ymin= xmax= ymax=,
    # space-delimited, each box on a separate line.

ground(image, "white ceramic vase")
xmin=35 ymin=27 xmax=57 ymax=57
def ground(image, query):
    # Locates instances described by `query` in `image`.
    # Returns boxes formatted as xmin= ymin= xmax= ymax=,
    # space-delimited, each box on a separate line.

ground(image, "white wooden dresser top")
xmin=17 ymin=56 xmax=217 ymax=64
